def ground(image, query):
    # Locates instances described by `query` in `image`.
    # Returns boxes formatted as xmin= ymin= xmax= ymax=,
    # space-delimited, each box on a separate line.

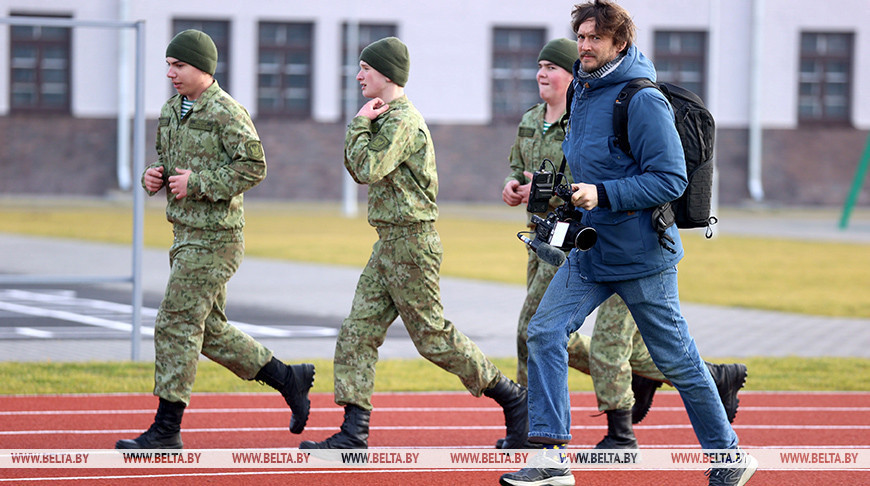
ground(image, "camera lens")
xmin=573 ymin=226 xmax=597 ymax=251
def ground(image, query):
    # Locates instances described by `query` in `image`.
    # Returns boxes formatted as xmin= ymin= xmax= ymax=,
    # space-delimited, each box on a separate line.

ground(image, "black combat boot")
xmin=631 ymin=373 xmax=663 ymax=424
xmin=115 ymin=398 xmax=185 ymax=449
xmin=255 ymin=357 xmax=315 ymax=434
xmin=706 ymin=362 xmax=747 ymax=423
xmin=299 ymin=404 xmax=370 ymax=449
xmin=483 ymin=375 xmax=536 ymax=449
xmin=594 ymin=409 xmax=638 ymax=449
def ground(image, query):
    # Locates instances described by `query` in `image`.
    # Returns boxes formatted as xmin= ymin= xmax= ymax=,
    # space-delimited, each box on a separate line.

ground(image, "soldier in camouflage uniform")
xmin=502 ymin=39 xmax=748 ymax=451
xmin=505 ymin=38 xmax=592 ymax=389
xmin=300 ymin=37 xmax=529 ymax=450
xmin=116 ymin=30 xmax=314 ymax=450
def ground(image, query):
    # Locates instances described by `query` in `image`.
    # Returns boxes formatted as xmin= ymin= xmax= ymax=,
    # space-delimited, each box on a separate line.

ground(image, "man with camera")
xmin=502 ymin=38 xmax=747 ymax=454
xmin=501 ymin=2 xmax=756 ymax=486
xmin=299 ymin=36 xmax=530 ymax=451
xmin=503 ymin=37 xmax=580 ymax=390
xmin=502 ymin=37 xmax=660 ymax=449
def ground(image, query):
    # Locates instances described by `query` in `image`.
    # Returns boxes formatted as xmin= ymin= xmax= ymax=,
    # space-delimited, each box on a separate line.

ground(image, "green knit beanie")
xmin=538 ymin=38 xmax=579 ymax=73
xmin=166 ymin=29 xmax=218 ymax=75
xmin=360 ymin=37 xmax=410 ymax=87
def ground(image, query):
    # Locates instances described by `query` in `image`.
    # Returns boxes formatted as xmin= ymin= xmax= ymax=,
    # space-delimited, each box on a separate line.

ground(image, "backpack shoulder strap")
xmin=565 ymin=80 xmax=576 ymax=118
xmin=613 ymin=78 xmax=677 ymax=252
xmin=555 ymin=80 xmax=578 ymax=188
xmin=612 ymin=77 xmax=658 ymax=157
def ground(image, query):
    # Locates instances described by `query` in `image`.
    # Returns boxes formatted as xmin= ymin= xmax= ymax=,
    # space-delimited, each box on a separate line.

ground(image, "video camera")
xmin=516 ymin=159 xmax=597 ymax=266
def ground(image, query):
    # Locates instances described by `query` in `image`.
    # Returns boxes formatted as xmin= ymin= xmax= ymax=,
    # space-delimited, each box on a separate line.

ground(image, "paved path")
xmin=1 ymin=207 xmax=869 ymax=362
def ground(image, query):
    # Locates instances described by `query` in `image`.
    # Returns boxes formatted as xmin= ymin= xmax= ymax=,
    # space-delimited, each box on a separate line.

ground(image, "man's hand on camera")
xmin=570 ymin=182 xmax=598 ymax=210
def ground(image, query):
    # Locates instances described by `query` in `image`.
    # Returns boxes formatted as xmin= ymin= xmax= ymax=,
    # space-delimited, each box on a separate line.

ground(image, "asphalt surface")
xmin=1 ymin=206 xmax=869 ymax=362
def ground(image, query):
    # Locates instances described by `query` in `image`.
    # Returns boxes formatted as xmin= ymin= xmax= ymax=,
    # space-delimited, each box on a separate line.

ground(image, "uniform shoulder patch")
xmin=518 ymin=127 xmax=535 ymax=138
xmin=158 ymin=117 xmax=169 ymax=127
xmin=245 ymin=140 xmax=265 ymax=160
xmin=369 ymin=133 xmax=391 ymax=152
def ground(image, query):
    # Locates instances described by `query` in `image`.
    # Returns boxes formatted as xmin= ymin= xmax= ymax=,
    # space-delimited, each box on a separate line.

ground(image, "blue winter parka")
xmin=562 ymin=45 xmax=687 ymax=282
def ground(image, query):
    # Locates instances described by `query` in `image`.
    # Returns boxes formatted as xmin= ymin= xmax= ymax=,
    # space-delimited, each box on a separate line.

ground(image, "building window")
xmin=9 ymin=12 xmax=71 ymax=113
xmin=799 ymin=32 xmax=853 ymax=125
xmin=492 ymin=27 xmax=545 ymax=122
xmin=340 ymin=23 xmax=397 ymax=118
xmin=653 ymin=31 xmax=707 ymax=101
xmin=257 ymin=22 xmax=314 ymax=118
xmin=172 ymin=19 xmax=231 ymax=94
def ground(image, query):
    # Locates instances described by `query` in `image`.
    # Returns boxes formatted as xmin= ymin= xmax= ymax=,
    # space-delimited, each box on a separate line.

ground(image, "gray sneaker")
xmin=499 ymin=449 xmax=575 ymax=486
xmin=499 ymin=466 xmax=575 ymax=486
xmin=706 ymin=453 xmax=758 ymax=486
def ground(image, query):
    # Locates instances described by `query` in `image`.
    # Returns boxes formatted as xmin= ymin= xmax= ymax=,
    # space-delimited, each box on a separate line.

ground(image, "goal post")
xmin=0 ymin=16 xmax=147 ymax=360
xmin=839 ymin=133 xmax=870 ymax=230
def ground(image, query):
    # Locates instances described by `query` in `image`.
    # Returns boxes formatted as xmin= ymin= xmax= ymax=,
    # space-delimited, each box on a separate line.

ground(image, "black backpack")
xmin=562 ymin=78 xmax=717 ymax=252
xmin=613 ymin=78 xmax=717 ymax=238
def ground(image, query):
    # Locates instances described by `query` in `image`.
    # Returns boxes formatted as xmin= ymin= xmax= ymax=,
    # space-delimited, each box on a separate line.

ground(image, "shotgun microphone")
xmin=517 ymin=234 xmax=566 ymax=267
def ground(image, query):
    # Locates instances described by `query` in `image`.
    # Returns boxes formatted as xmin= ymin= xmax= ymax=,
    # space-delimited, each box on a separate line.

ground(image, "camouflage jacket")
xmin=146 ymin=80 xmax=266 ymax=232
xmin=344 ymin=96 xmax=438 ymax=228
xmin=505 ymin=102 xmax=574 ymax=222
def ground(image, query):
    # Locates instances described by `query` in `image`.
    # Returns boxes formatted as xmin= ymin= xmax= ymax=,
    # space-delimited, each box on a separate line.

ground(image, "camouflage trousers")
xmin=334 ymin=223 xmax=501 ymax=411
xmin=153 ymin=228 xmax=272 ymax=405
xmin=516 ymin=249 xmax=666 ymax=410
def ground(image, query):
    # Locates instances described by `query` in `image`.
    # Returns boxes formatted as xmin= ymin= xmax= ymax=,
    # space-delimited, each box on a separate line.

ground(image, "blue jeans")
xmin=526 ymin=251 xmax=739 ymax=449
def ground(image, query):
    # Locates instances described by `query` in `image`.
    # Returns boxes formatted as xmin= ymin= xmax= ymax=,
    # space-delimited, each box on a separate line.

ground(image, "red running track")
xmin=1 ymin=391 xmax=868 ymax=485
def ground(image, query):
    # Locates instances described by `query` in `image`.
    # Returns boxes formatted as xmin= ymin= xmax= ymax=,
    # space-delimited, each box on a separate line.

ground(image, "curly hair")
xmin=570 ymin=0 xmax=636 ymax=53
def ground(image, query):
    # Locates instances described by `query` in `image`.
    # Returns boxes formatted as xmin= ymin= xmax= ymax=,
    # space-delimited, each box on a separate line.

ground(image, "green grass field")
xmin=0 ymin=198 xmax=868 ymax=393
xmin=3 ymin=199 xmax=870 ymax=317
xmin=2 ymin=357 xmax=868 ymax=395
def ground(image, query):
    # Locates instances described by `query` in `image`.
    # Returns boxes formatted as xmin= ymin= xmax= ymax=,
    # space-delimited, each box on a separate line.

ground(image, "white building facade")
xmin=0 ymin=0 xmax=868 ymax=206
